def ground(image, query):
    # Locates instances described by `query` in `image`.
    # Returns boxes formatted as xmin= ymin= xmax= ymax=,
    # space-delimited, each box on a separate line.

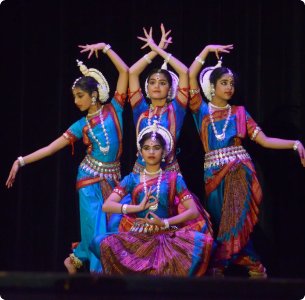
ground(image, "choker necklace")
xmin=209 ymin=102 xmax=230 ymax=110
xmin=87 ymin=107 xmax=102 ymax=118
xmin=86 ymin=106 xmax=110 ymax=155
xmin=144 ymin=168 xmax=162 ymax=175
xmin=143 ymin=169 xmax=163 ymax=211
xmin=147 ymin=104 xmax=167 ymax=127
xmin=208 ymin=102 xmax=232 ymax=141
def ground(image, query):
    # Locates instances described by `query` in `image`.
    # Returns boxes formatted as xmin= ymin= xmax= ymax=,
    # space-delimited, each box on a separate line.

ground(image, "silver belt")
xmin=204 ymin=146 xmax=251 ymax=169
xmin=80 ymin=155 xmax=121 ymax=179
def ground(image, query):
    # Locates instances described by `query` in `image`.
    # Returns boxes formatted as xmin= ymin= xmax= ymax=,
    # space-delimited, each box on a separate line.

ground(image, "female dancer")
xmin=90 ymin=123 xmax=213 ymax=276
xmin=129 ymin=24 xmax=188 ymax=173
xmin=188 ymin=45 xmax=305 ymax=277
xmin=6 ymin=43 xmax=128 ymax=273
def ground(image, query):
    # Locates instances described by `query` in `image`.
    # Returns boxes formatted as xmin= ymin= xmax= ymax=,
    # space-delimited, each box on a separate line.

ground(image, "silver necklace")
xmin=143 ymin=169 xmax=163 ymax=211
xmin=87 ymin=107 xmax=102 ymax=118
xmin=208 ymin=102 xmax=232 ymax=141
xmin=86 ymin=106 xmax=110 ymax=155
xmin=148 ymin=104 xmax=167 ymax=127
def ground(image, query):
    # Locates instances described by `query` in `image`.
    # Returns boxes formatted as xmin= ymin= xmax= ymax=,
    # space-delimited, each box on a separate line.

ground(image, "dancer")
xmin=129 ymin=24 xmax=188 ymax=173
xmin=90 ymin=123 xmax=213 ymax=276
xmin=6 ymin=43 xmax=129 ymax=274
xmin=188 ymin=44 xmax=305 ymax=278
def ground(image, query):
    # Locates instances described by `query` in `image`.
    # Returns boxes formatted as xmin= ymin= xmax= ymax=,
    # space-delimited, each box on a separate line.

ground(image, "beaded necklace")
xmin=143 ymin=168 xmax=162 ymax=211
xmin=147 ymin=104 xmax=167 ymax=127
xmin=86 ymin=106 xmax=110 ymax=155
xmin=208 ymin=102 xmax=232 ymax=141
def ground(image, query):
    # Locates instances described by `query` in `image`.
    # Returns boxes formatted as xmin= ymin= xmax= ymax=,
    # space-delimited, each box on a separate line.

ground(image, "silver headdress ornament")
xmin=137 ymin=121 xmax=174 ymax=157
xmin=199 ymin=59 xmax=223 ymax=101
xmin=73 ymin=60 xmax=110 ymax=103
xmin=144 ymin=59 xmax=179 ymax=100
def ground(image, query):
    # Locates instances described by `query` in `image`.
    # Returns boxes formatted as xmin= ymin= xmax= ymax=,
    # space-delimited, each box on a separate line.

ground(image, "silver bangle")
xmin=143 ymin=54 xmax=152 ymax=64
xmin=122 ymin=204 xmax=128 ymax=214
xmin=165 ymin=53 xmax=172 ymax=63
xmin=163 ymin=218 xmax=170 ymax=229
xmin=103 ymin=44 xmax=111 ymax=54
xmin=195 ymin=56 xmax=205 ymax=65
xmin=293 ymin=140 xmax=300 ymax=151
xmin=17 ymin=156 xmax=25 ymax=167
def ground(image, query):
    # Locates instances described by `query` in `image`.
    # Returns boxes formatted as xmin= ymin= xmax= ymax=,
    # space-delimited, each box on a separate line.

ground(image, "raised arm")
xmin=129 ymin=24 xmax=172 ymax=105
xmin=79 ymin=42 xmax=129 ymax=95
xmin=6 ymin=136 xmax=69 ymax=188
xmin=255 ymin=132 xmax=305 ymax=167
xmin=138 ymin=27 xmax=188 ymax=104
xmin=189 ymin=44 xmax=234 ymax=89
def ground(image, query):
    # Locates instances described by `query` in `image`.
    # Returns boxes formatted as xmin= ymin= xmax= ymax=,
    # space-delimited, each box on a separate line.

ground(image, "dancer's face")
xmin=147 ymin=73 xmax=170 ymax=101
xmin=214 ymin=73 xmax=235 ymax=101
xmin=141 ymin=138 xmax=163 ymax=166
xmin=72 ymin=87 xmax=92 ymax=112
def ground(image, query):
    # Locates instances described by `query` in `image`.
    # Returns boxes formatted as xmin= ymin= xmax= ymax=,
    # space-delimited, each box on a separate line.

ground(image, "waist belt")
xmin=204 ymin=145 xmax=251 ymax=170
xmin=80 ymin=155 xmax=121 ymax=180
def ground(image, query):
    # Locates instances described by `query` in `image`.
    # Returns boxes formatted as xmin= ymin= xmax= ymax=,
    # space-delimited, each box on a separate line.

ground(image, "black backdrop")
xmin=0 ymin=0 xmax=304 ymax=278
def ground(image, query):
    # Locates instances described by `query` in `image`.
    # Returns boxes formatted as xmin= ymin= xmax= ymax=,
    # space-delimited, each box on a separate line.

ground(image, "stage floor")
xmin=0 ymin=272 xmax=305 ymax=300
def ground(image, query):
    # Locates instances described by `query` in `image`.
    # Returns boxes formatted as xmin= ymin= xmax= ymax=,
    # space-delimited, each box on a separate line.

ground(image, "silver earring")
xmin=91 ymin=96 xmax=97 ymax=105
xmin=210 ymin=85 xmax=215 ymax=98
xmin=167 ymin=88 xmax=172 ymax=101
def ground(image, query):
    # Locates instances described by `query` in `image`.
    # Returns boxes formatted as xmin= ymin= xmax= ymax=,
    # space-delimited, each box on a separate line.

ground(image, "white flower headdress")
xmin=199 ymin=59 xmax=223 ymax=101
xmin=137 ymin=121 xmax=174 ymax=157
xmin=73 ymin=60 xmax=110 ymax=103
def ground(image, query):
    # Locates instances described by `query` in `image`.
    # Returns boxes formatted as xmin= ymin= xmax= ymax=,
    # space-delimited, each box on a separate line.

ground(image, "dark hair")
xmin=139 ymin=132 xmax=166 ymax=150
xmin=73 ymin=76 xmax=99 ymax=97
xmin=209 ymin=67 xmax=237 ymax=86
xmin=146 ymin=68 xmax=172 ymax=87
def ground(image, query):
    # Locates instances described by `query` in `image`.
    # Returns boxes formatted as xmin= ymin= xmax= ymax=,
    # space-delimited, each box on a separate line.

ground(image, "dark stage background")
xmin=0 ymin=0 xmax=304 ymax=278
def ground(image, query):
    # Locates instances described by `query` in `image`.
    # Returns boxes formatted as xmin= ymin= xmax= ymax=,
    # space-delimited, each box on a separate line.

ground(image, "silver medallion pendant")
xmin=215 ymin=133 xmax=225 ymax=141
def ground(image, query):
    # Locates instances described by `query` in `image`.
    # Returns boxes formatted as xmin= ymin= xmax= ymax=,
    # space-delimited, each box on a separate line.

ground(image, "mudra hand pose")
xmin=6 ymin=43 xmax=129 ymax=274
xmin=129 ymin=24 xmax=189 ymax=173
xmin=90 ymin=123 xmax=213 ymax=276
xmin=189 ymin=44 xmax=305 ymax=278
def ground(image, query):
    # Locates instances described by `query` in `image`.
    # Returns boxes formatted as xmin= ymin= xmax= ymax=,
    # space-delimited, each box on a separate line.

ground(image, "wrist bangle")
xmin=195 ymin=56 xmax=205 ymax=65
xmin=293 ymin=140 xmax=300 ymax=151
xmin=165 ymin=53 xmax=172 ymax=63
xmin=17 ymin=156 xmax=25 ymax=167
xmin=103 ymin=44 xmax=111 ymax=54
xmin=143 ymin=54 xmax=152 ymax=64
xmin=122 ymin=204 xmax=128 ymax=214
xmin=163 ymin=218 xmax=169 ymax=229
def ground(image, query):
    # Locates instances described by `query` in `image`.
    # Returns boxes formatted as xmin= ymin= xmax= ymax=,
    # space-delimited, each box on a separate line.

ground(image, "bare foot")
xmin=64 ymin=256 xmax=77 ymax=274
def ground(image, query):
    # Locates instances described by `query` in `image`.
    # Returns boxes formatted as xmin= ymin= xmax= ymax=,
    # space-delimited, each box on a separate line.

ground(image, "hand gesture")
xmin=78 ymin=42 xmax=107 ymax=59
xmin=6 ymin=160 xmax=20 ymax=188
xmin=158 ymin=23 xmax=172 ymax=50
xmin=144 ymin=211 xmax=164 ymax=227
xmin=296 ymin=142 xmax=305 ymax=167
xmin=137 ymin=186 xmax=159 ymax=212
xmin=205 ymin=44 xmax=234 ymax=60
xmin=137 ymin=27 xmax=158 ymax=51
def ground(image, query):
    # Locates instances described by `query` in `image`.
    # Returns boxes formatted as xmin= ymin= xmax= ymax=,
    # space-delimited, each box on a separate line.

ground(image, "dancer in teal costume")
xmin=129 ymin=24 xmax=189 ymax=173
xmin=6 ymin=42 xmax=128 ymax=273
xmin=90 ymin=124 xmax=213 ymax=276
xmin=188 ymin=44 xmax=305 ymax=277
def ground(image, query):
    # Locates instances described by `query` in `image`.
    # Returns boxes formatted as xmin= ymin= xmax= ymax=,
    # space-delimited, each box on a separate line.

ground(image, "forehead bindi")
xmin=143 ymin=139 xmax=161 ymax=147
xmin=220 ymin=74 xmax=234 ymax=81
xmin=149 ymin=73 xmax=168 ymax=82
